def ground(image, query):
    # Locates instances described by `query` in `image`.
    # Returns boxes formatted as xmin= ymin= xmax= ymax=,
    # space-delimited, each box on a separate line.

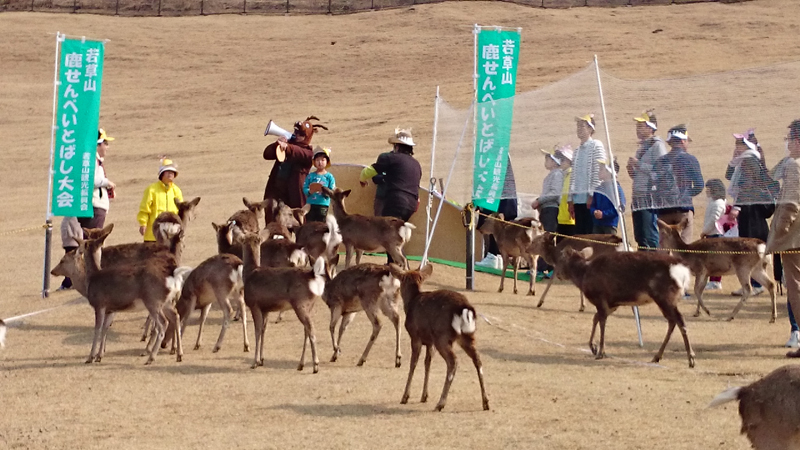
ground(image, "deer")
xmin=163 ymin=253 xmax=248 ymax=359
xmin=532 ymin=232 xmax=624 ymax=311
xmin=241 ymin=232 xmax=326 ymax=373
xmin=324 ymin=187 xmax=415 ymax=269
xmin=152 ymin=197 xmax=201 ymax=246
xmin=709 ymin=365 xmax=800 ymax=450
xmin=657 ymin=218 xmax=776 ymax=322
xmin=226 ymin=197 xmax=267 ymax=236
xmin=295 ymin=214 xmax=343 ymax=277
xmin=559 ymin=247 xmax=696 ymax=368
xmin=388 ymin=263 xmax=490 ymax=412
xmin=78 ymin=224 xmax=184 ymax=365
xmin=322 ymin=263 xmax=402 ymax=367
xmin=477 ymin=214 xmax=543 ymax=295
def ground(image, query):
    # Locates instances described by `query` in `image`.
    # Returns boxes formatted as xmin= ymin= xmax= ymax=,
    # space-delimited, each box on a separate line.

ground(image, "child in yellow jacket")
xmin=137 ymin=158 xmax=183 ymax=242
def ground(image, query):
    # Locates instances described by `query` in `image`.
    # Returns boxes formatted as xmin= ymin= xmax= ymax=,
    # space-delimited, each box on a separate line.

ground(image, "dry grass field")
xmin=2 ymin=1 xmax=800 ymax=448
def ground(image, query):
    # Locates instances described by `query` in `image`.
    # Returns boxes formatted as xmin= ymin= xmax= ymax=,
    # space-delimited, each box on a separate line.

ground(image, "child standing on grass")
xmin=555 ymin=146 xmax=575 ymax=242
xmin=532 ymin=145 xmax=565 ymax=279
xmin=701 ymin=178 xmax=729 ymax=290
xmin=590 ymin=158 xmax=626 ymax=235
xmin=303 ymin=146 xmax=336 ymax=222
xmin=137 ymin=158 xmax=183 ymax=242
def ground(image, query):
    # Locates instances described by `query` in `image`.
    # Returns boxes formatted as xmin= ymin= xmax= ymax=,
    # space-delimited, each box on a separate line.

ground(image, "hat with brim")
xmin=539 ymin=147 xmax=563 ymax=165
xmin=575 ymin=114 xmax=596 ymax=130
xmin=633 ymin=111 xmax=657 ymax=131
xmin=158 ymin=158 xmax=179 ymax=178
xmin=312 ymin=146 xmax=332 ymax=168
xmin=733 ymin=129 xmax=757 ymax=151
xmin=388 ymin=128 xmax=415 ymax=147
xmin=667 ymin=124 xmax=692 ymax=142
xmin=97 ymin=128 xmax=114 ymax=144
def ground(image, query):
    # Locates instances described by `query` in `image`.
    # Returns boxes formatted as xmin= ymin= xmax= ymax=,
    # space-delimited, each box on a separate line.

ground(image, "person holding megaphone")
xmin=262 ymin=116 xmax=328 ymax=208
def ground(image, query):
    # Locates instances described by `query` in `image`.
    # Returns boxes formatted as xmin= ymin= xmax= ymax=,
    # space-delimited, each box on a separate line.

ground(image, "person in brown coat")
xmin=262 ymin=116 xmax=328 ymax=208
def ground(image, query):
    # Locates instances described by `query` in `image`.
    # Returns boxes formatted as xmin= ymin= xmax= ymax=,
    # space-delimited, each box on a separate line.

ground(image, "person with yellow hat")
xmin=77 ymin=128 xmax=117 ymax=231
xmin=303 ymin=146 xmax=336 ymax=222
xmin=136 ymin=157 xmax=183 ymax=242
xmin=568 ymin=114 xmax=607 ymax=235
xmin=627 ymin=110 xmax=667 ymax=250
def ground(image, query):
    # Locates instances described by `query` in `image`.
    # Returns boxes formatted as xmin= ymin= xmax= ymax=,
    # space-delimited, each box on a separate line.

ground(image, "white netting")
xmin=432 ymin=60 xmax=800 ymax=218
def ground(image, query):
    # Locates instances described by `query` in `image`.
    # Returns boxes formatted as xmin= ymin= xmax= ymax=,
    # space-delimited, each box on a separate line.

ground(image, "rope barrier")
xmin=474 ymin=209 xmax=800 ymax=255
xmin=0 ymin=223 xmax=50 ymax=237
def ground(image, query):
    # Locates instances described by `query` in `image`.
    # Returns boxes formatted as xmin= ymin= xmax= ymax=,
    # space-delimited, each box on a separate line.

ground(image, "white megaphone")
xmin=264 ymin=120 xmax=294 ymax=140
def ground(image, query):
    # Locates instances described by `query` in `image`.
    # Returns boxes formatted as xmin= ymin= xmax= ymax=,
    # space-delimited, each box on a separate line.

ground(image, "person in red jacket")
xmin=262 ymin=116 xmax=328 ymax=208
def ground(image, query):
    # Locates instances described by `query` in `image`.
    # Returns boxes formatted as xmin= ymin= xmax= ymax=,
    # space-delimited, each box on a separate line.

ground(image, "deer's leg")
xmin=421 ymin=344 xmax=433 ymax=403
xmin=357 ymin=307 xmax=382 ymax=367
xmin=355 ymin=249 xmax=364 ymax=266
xmin=458 ymin=333 xmax=490 ymax=411
xmin=98 ymin=312 xmax=115 ymax=362
xmin=299 ymin=327 xmax=309 ymax=371
xmin=596 ymin=312 xmax=608 ymax=360
xmin=345 ymin=244 xmax=354 ymax=268
xmin=213 ymin=299 xmax=231 ymax=353
xmin=236 ymin=296 xmax=249 ymax=352
xmin=401 ymin=338 xmax=422 ymax=405
xmin=434 ymin=339 xmax=458 ymax=412
xmin=526 ymin=254 xmax=536 ymax=296
xmin=388 ymin=247 xmax=407 ymax=271
xmin=250 ymin=308 xmax=264 ymax=368
xmin=140 ymin=316 xmax=151 ymax=342
xmin=579 ymin=292 xmax=586 ymax=312
xmin=87 ymin=307 xmax=105 ymax=364
xmin=295 ymin=306 xmax=319 ymax=373
xmin=537 ymin=270 xmax=557 ymax=308
xmin=498 ymin=252 xmax=508 ymax=293
xmin=329 ymin=305 xmax=342 ymax=361
xmin=512 ymin=256 xmax=520 ymax=295
xmin=334 ymin=311 xmax=357 ymax=362
xmin=195 ymin=303 xmax=211 ymax=350
xmin=163 ymin=306 xmax=183 ymax=362
xmin=728 ymin=268 xmax=753 ymax=321
xmin=589 ymin=312 xmax=600 ymax=355
xmin=380 ymin=299 xmax=402 ymax=368
xmin=145 ymin=309 xmax=168 ymax=365
xmin=693 ymin=270 xmax=711 ymax=317
xmin=672 ymin=308 xmax=695 ymax=368
xmin=751 ymin=266 xmax=777 ymax=323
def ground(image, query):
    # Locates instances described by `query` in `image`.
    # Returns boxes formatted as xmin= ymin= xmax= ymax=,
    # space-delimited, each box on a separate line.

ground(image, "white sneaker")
xmin=731 ymin=286 xmax=765 ymax=296
xmin=476 ymin=254 xmax=497 ymax=268
xmin=705 ymin=281 xmax=722 ymax=291
xmin=494 ymin=255 xmax=504 ymax=270
xmin=786 ymin=331 xmax=800 ymax=348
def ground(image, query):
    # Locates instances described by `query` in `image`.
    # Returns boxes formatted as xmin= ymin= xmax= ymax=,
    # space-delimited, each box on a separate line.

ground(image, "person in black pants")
xmin=360 ymin=128 xmax=423 ymax=264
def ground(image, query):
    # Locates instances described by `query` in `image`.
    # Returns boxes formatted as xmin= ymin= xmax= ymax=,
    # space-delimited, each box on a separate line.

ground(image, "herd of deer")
xmin=7 ymin=189 xmax=794 ymax=438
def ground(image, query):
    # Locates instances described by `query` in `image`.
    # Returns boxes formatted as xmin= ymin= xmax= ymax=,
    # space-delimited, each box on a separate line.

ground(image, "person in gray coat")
xmin=627 ymin=110 xmax=667 ymax=250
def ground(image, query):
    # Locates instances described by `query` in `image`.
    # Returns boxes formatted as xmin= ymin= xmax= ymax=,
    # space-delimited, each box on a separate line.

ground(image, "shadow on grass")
xmin=266 ymin=402 xmax=417 ymax=417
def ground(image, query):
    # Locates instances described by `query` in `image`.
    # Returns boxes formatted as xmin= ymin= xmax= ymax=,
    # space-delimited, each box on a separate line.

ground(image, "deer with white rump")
xmin=389 ymin=263 xmax=489 ymax=412
xmin=657 ymin=218 xmax=776 ymax=321
xmin=323 ymin=263 xmax=402 ymax=367
xmin=324 ymin=187 xmax=415 ymax=269
xmin=241 ymin=232 xmax=325 ymax=372
xmin=478 ymin=214 xmax=543 ymax=295
xmin=78 ymin=224 xmax=184 ymax=365
xmin=559 ymin=247 xmax=696 ymax=367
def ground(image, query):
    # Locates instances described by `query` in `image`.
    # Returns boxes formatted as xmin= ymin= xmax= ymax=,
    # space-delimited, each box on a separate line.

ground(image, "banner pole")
xmin=466 ymin=24 xmax=480 ymax=291
xmin=594 ymin=54 xmax=642 ymax=347
xmin=43 ymin=32 xmax=63 ymax=299
xmin=421 ymin=85 xmax=440 ymax=266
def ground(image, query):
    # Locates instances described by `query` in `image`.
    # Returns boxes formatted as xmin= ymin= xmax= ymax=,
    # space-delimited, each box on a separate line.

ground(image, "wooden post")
xmin=157 ymin=0 xmax=162 ymax=16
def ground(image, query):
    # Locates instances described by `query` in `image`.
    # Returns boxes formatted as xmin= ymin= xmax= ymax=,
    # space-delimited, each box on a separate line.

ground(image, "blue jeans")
xmin=789 ymin=301 xmax=799 ymax=333
xmin=632 ymin=209 xmax=659 ymax=250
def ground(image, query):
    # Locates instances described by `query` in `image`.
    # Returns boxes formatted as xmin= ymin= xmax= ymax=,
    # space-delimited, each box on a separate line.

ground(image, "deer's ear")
xmin=496 ymin=213 xmax=504 ymax=221
xmin=419 ymin=263 xmax=433 ymax=278
xmin=388 ymin=263 xmax=404 ymax=277
xmin=189 ymin=196 xmax=201 ymax=207
xmin=656 ymin=219 xmax=669 ymax=229
xmin=242 ymin=197 xmax=251 ymax=207
xmin=579 ymin=247 xmax=594 ymax=259
xmin=677 ymin=217 xmax=690 ymax=231
xmin=342 ymin=189 xmax=352 ymax=198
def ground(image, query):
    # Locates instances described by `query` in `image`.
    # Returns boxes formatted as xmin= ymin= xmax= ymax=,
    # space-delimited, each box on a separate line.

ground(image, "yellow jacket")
xmin=558 ymin=168 xmax=575 ymax=225
xmin=137 ymin=181 xmax=183 ymax=242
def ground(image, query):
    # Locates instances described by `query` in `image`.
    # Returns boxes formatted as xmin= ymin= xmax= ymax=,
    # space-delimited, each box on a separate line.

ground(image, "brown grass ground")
xmin=2 ymin=1 xmax=800 ymax=448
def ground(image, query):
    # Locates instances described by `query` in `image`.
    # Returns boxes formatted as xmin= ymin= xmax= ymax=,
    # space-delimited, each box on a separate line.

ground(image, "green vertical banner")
xmin=473 ymin=27 xmax=520 ymax=212
xmin=51 ymin=37 xmax=105 ymax=218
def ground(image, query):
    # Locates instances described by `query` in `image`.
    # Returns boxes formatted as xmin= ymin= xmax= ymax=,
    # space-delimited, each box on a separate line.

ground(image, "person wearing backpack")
xmin=652 ymin=124 xmax=704 ymax=243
